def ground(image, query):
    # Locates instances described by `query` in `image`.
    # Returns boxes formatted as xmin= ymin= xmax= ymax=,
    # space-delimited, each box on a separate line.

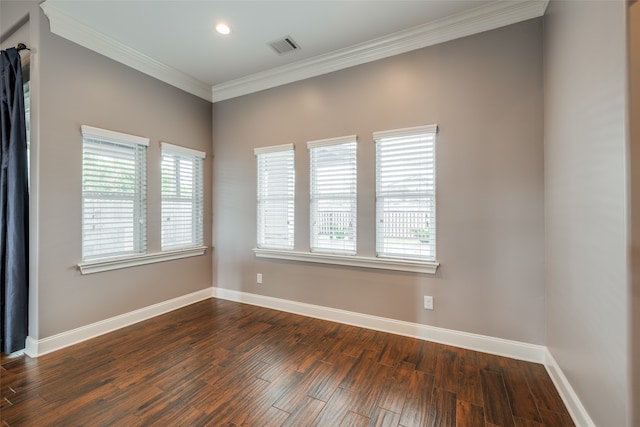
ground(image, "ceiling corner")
xmin=40 ymin=0 xmax=213 ymax=102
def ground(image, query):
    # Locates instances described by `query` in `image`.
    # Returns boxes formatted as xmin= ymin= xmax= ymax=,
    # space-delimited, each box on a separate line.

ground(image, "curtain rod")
xmin=16 ymin=43 xmax=30 ymax=52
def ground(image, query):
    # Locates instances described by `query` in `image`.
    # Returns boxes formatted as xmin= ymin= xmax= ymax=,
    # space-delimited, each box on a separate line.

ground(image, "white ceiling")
xmin=41 ymin=0 xmax=548 ymax=102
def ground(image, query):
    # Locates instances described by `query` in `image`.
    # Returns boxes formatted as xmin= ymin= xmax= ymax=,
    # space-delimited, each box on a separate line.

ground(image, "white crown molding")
xmin=212 ymin=0 xmax=549 ymax=102
xmin=24 ymin=287 xmax=214 ymax=357
xmin=40 ymin=0 xmax=548 ymax=104
xmin=40 ymin=1 xmax=212 ymax=102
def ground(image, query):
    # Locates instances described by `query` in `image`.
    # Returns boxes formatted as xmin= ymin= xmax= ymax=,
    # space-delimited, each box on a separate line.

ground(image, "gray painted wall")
xmin=544 ymin=1 xmax=631 ymax=426
xmin=629 ymin=1 xmax=640 ymax=425
xmin=2 ymin=1 xmax=214 ymax=339
xmin=1 ymin=1 xmax=29 ymax=38
xmin=6 ymin=1 xmax=635 ymax=422
xmin=213 ymin=19 xmax=545 ymax=344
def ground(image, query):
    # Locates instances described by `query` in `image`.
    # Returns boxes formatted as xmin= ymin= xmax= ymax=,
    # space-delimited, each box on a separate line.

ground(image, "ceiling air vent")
xmin=268 ymin=36 xmax=300 ymax=55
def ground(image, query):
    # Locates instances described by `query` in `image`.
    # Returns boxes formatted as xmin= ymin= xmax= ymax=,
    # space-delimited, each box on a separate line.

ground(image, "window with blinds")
xmin=308 ymin=136 xmax=357 ymax=255
xmin=81 ymin=125 xmax=148 ymax=260
xmin=255 ymin=144 xmax=295 ymax=250
xmin=375 ymin=125 xmax=437 ymax=261
xmin=161 ymin=143 xmax=205 ymax=250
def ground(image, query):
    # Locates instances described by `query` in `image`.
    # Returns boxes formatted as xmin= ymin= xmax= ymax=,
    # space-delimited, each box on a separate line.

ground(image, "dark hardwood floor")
xmin=1 ymin=298 xmax=574 ymax=426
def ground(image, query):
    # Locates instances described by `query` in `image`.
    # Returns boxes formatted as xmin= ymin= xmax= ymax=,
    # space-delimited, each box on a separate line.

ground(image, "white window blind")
xmin=255 ymin=144 xmax=295 ymax=250
xmin=375 ymin=125 xmax=437 ymax=261
xmin=308 ymin=136 xmax=357 ymax=255
xmin=81 ymin=125 xmax=148 ymax=261
xmin=161 ymin=142 xmax=205 ymax=250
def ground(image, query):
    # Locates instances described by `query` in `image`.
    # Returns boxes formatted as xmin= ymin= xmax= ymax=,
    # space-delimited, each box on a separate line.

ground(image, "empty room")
xmin=0 ymin=0 xmax=637 ymax=426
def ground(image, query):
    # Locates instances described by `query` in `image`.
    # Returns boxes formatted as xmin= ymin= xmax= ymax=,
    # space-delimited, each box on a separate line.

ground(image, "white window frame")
xmin=374 ymin=124 xmax=438 ymax=262
xmin=78 ymin=125 xmax=207 ymax=275
xmin=161 ymin=142 xmax=205 ymax=250
xmin=80 ymin=125 xmax=149 ymax=261
xmin=253 ymin=128 xmax=439 ymax=275
xmin=255 ymin=144 xmax=295 ymax=250
xmin=307 ymin=135 xmax=357 ymax=255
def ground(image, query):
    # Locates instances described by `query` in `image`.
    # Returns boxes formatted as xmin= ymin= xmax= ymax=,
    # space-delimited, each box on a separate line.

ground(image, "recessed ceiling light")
xmin=215 ymin=23 xmax=230 ymax=35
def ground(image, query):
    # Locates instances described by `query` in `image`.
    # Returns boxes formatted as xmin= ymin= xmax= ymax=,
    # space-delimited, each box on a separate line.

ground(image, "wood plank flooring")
xmin=0 ymin=298 xmax=574 ymax=426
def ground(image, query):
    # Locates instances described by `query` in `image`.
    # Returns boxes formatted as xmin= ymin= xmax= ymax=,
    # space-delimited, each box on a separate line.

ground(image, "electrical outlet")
xmin=424 ymin=295 xmax=434 ymax=310
xmin=257 ymin=273 xmax=263 ymax=284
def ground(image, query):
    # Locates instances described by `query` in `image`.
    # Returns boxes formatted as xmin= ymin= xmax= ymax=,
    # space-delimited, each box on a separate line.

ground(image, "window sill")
xmin=253 ymin=248 xmax=439 ymax=274
xmin=78 ymin=246 xmax=208 ymax=275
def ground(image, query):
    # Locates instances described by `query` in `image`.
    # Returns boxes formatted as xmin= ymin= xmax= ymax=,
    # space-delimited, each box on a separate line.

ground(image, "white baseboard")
xmin=212 ymin=287 xmax=595 ymax=427
xmin=544 ymin=348 xmax=596 ymax=427
xmin=211 ymin=287 xmax=546 ymax=363
xmin=24 ymin=287 xmax=214 ymax=358
xmin=21 ymin=285 xmax=589 ymax=427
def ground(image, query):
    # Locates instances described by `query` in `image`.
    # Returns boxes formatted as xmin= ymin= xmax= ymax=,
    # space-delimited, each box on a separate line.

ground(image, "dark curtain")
xmin=0 ymin=47 xmax=29 ymax=354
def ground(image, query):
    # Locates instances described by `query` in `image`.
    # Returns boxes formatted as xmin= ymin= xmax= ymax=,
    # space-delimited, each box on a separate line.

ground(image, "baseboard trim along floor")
xmin=212 ymin=287 xmax=594 ymax=427
xmin=212 ymin=287 xmax=545 ymax=362
xmin=24 ymin=287 xmax=214 ymax=357
xmin=23 ymin=286 xmax=595 ymax=426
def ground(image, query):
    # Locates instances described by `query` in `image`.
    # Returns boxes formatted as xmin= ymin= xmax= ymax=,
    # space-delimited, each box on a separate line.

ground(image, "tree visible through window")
xmin=81 ymin=126 xmax=148 ymax=260
xmin=161 ymin=143 xmax=205 ymax=250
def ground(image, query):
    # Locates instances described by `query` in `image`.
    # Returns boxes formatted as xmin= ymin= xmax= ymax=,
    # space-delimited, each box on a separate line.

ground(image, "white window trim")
xmin=160 ymin=142 xmax=205 ymax=250
xmin=161 ymin=141 xmax=206 ymax=159
xmin=254 ymin=143 xmax=294 ymax=155
xmin=255 ymin=144 xmax=296 ymax=250
xmin=253 ymin=247 xmax=439 ymax=275
xmin=306 ymin=135 xmax=357 ymax=149
xmin=78 ymin=246 xmax=208 ymax=275
xmin=81 ymin=125 xmax=149 ymax=146
xmin=81 ymin=125 xmax=148 ymax=261
xmin=374 ymin=124 xmax=438 ymax=263
xmin=372 ymin=124 xmax=438 ymax=140
xmin=307 ymin=135 xmax=358 ymax=256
